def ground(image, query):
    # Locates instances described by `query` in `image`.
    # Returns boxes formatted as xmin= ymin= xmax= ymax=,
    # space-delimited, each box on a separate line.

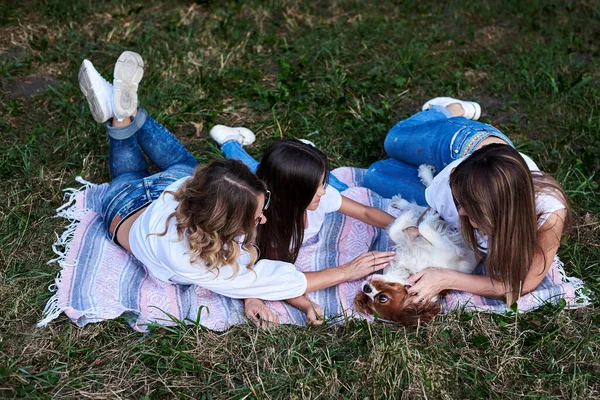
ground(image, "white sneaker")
xmin=422 ymin=97 xmax=482 ymax=120
xmin=210 ymin=125 xmax=256 ymax=146
xmin=298 ymin=138 xmax=316 ymax=148
xmin=113 ymin=51 xmax=144 ymax=119
xmin=78 ymin=59 xmax=114 ymax=123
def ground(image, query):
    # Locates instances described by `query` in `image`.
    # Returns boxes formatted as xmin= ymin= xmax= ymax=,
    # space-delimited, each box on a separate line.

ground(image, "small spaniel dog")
xmin=354 ymin=165 xmax=477 ymax=325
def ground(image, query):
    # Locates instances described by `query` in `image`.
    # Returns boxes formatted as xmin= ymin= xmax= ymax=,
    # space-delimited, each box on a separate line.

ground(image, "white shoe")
xmin=210 ymin=125 xmax=256 ymax=146
xmin=113 ymin=51 xmax=144 ymax=119
xmin=298 ymin=138 xmax=316 ymax=148
xmin=78 ymin=59 xmax=114 ymax=123
xmin=422 ymin=97 xmax=481 ymax=120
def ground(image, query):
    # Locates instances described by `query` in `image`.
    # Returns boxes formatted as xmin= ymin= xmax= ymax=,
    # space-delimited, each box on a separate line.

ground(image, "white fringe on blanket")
xmin=552 ymin=256 xmax=593 ymax=308
xmin=37 ymin=177 xmax=97 ymax=328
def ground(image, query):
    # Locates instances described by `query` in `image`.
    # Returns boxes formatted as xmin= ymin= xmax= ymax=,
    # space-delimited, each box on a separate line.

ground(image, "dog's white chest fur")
xmin=382 ymin=195 xmax=477 ymax=285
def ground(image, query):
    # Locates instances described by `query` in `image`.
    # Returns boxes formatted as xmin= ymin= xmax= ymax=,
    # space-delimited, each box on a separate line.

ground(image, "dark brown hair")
xmin=450 ymin=144 xmax=571 ymax=304
xmin=255 ymin=139 xmax=329 ymax=263
xmin=160 ymin=159 xmax=267 ymax=276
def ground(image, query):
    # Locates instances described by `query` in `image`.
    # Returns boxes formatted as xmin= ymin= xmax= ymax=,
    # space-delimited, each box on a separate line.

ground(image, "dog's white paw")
xmin=417 ymin=164 xmax=435 ymax=187
xmin=420 ymin=208 xmax=440 ymax=224
xmin=388 ymin=210 xmax=419 ymax=243
xmin=390 ymin=195 xmax=427 ymax=216
xmin=390 ymin=194 xmax=412 ymax=210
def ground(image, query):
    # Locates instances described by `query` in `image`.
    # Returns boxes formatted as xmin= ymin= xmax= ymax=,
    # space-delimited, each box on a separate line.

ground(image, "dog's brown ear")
xmin=353 ymin=292 xmax=373 ymax=316
xmin=392 ymin=299 xmax=441 ymax=326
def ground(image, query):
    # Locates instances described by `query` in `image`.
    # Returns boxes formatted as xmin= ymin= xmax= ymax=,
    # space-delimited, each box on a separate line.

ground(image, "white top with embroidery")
xmin=129 ymin=177 xmax=307 ymax=300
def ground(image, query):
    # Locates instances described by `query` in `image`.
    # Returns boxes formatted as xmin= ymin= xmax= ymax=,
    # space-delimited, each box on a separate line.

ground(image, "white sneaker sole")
xmin=78 ymin=60 xmax=112 ymax=123
xmin=113 ymin=51 xmax=144 ymax=119
xmin=297 ymin=138 xmax=316 ymax=148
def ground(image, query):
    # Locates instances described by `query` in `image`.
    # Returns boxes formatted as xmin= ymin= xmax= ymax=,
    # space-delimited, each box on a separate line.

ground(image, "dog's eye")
xmin=377 ymin=294 xmax=388 ymax=303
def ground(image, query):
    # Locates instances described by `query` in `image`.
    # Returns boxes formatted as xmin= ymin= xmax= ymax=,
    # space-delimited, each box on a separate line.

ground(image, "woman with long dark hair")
xmin=210 ymin=134 xmax=395 ymax=323
xmin=363 ymin=97 xmax=571 ymax=305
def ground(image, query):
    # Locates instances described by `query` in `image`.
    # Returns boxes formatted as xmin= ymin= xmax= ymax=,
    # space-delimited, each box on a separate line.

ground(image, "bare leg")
xmin=110 ymin=109 xmax=138 ymax=128
xmin=446 ymin=103 xmax=465 ymax=117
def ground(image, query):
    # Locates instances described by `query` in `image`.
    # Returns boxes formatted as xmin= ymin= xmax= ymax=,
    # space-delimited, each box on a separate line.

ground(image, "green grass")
xmin=1 ymin=0 xmax=599 ymax=398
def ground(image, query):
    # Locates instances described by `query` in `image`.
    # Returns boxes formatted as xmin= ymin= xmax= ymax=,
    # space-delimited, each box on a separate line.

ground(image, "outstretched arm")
xmin=406 ymin=209 xmax=567 ymax=302
xmin=303 ymin=250 xmax=395 ymax=293
xmin=338 ymin=196 xmax=395 ymax=229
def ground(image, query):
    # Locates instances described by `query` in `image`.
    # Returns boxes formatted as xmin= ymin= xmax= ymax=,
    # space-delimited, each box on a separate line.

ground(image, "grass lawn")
xmin=1 ymin=0 xmax=599 ymax=398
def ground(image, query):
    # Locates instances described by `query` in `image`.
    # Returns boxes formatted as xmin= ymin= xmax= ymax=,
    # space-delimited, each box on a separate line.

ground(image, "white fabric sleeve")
xmin=425 ymin=160 xmax=461 ymax=229
xmin=323 ymin=185 xmax=343 ymax=213
xmin=189 ymin=259 xmax=308 ymax=300
xmin=159 ymin=245 xmax=308 ymax=300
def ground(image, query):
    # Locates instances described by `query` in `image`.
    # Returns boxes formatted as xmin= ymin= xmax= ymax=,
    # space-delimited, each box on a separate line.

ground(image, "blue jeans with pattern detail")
xmin=101 ymin=108 xmax=197 ymax=242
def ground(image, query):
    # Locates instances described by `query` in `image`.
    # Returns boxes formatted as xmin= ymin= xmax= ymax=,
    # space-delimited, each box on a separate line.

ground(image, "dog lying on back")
xmin=354 ymin=165 xmax=477 ymax=325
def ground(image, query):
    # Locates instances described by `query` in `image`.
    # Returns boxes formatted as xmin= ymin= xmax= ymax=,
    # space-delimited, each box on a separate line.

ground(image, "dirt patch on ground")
xmin=572 ymin=212 xmax=600 ymax=248
xmin=8 ymin=75 xmax=55 ymax=97
xmin=477 ymin=95 xmax=521 ymax=129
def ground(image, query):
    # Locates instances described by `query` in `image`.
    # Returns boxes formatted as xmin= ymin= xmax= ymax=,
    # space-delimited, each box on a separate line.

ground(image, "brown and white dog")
xmin=354 ymin=165 xmax=477 ymax=325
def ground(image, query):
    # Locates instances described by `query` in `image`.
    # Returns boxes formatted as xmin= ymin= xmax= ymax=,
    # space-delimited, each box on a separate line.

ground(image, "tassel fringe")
xmin=37 ymin=177 xmax=97 ymax=328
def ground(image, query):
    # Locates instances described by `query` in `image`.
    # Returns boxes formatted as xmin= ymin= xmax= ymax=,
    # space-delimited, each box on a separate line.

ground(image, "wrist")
xmin=443 ymin=269 xmax=459 ymax=291
xmin=244 ymin=298 xmax=262 ymax=305
xmin=335 ymin=265 xmax=349 ymax=283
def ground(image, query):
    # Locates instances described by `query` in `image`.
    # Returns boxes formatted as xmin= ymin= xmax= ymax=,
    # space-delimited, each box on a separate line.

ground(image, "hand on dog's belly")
xmin=407 ymin=267 xmax=454 ymax=303
xmin=340 ymin=250 xmax=396 ymax=281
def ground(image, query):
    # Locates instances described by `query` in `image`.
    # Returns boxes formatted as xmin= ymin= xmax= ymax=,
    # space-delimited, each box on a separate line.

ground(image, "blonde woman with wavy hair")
xmin=364 ymin=97 xmax=571 ymax=305
xmin=79 ymin=51 xmax=393 ymax=325
xmin=156 ymin=159 xmax=266 ymax=277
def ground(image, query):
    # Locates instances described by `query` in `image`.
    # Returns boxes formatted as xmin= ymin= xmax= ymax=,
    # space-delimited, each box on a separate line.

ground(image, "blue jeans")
xmin=363 ymin=106 xmax=513 ymax=204
xmin=221 ymin=140 xmax=349 ymax=192
xmin=101 ymin=108 xmax=198 ymax=243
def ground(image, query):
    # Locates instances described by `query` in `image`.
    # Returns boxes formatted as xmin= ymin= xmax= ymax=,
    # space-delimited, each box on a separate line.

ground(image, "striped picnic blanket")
xmin=38 ymin=168 xmax=591 ymax=332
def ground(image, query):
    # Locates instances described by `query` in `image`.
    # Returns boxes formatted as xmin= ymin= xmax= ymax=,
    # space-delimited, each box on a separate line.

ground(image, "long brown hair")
xmin=255 ymin=139 xmax=329 ymax=263
xmin=160 ymin=159 xmax=267 ymax=276
xmin=450 ymin=144 xmax=571 ymax=304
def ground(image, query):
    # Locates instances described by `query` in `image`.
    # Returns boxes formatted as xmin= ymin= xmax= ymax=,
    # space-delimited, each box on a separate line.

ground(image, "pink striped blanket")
xmin=38 ymin=168 xmax=591 ymax=332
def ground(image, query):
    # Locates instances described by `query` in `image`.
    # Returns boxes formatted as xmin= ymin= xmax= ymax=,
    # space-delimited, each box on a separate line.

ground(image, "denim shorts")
xmin=102 ymin=165 xmax=194 ymax=243
xmin=447 ymin=118 xmax=514 ymax=160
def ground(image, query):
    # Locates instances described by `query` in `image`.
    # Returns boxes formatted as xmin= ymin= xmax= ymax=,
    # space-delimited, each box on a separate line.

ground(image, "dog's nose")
xmin=363 ymin=284 xmax=372 ymax=293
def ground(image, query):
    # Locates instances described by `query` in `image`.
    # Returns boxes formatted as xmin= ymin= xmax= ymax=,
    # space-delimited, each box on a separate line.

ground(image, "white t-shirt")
xmin=302 ymin=185 xmax=343 ymax=244
xmin=129 ymin=177 xmax=307 ymax=300
xmin=425 ymin=152 xmax=566 ymax=248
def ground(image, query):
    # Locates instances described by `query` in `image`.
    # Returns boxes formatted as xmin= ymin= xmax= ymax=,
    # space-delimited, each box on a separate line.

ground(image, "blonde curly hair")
xmin=159 ymin=159 xmax=268 ymax=276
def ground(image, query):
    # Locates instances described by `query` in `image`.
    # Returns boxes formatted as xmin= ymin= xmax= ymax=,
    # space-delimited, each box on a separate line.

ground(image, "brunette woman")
xmin=211 ymin=132 xmax=396 ymax=323
xmin=363 ymin=97 xmax=571 ymax=305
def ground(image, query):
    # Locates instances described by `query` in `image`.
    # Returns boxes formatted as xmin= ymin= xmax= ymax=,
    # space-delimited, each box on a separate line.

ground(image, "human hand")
xmin=339 ymin=251 xmax=395 ymax=282
xmin=244 ymin=298 xmax=280 ymax=328
xmin=305 ymin=301 xmax=324 ymax=326
xmin=406 ymin=268 xmax=453 ymax=304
